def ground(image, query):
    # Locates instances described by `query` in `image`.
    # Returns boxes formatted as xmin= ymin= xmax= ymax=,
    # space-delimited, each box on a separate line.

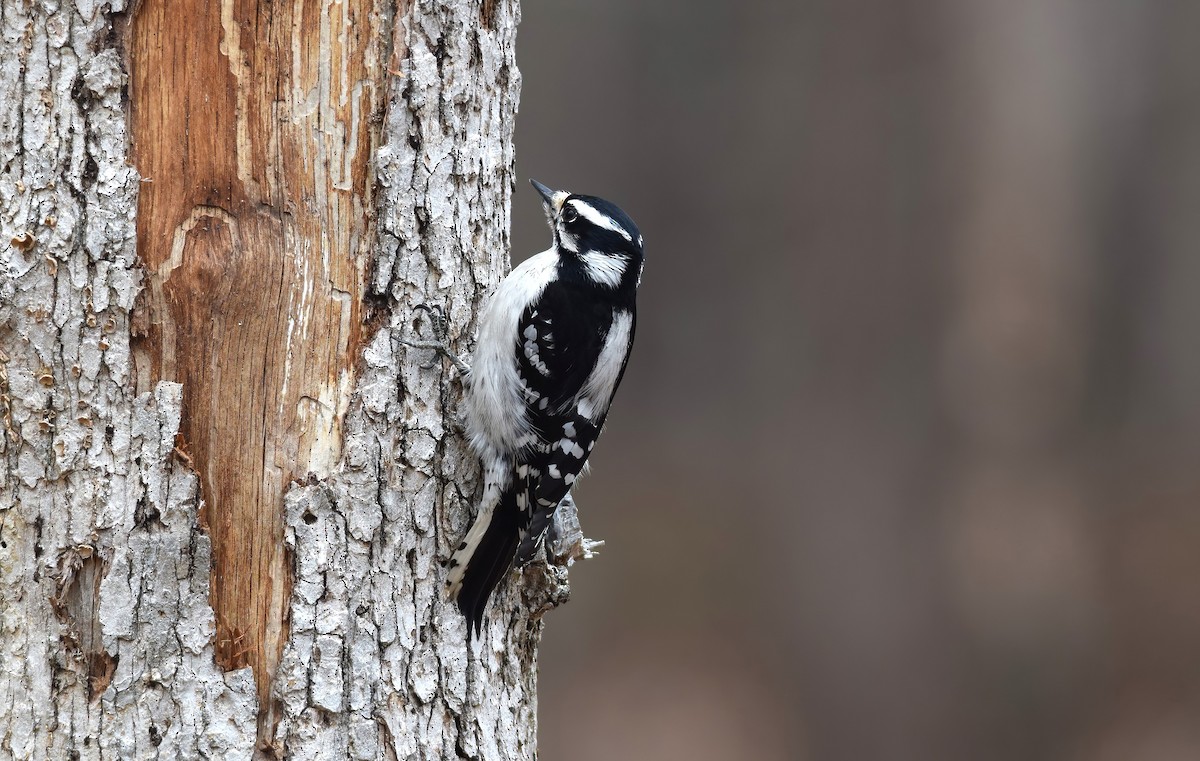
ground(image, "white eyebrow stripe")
xmin=569 ymin=200 xmax=633 ymax=242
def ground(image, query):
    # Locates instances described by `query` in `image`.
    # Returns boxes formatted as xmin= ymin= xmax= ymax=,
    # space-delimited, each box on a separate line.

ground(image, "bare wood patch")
xmin=129 ymin=0 xmax=383 ymax=728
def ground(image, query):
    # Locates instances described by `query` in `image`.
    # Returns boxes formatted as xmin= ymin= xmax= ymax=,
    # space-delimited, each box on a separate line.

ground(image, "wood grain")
xmin=129 ymin=0 xmax=381 ymax=712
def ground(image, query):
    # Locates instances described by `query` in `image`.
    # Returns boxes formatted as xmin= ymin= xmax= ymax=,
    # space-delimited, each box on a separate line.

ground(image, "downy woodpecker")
xmin=425 ymin=179 xmax=644 ymax=638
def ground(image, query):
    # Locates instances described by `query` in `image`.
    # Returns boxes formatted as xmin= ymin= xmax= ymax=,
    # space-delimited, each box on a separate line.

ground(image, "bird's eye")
xmin=562 ymin=206 xmax=579 ymax=224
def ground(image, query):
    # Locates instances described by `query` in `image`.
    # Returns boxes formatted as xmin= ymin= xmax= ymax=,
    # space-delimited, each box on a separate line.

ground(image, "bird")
xmin=409 ymin=179 xmax=644 ymax=639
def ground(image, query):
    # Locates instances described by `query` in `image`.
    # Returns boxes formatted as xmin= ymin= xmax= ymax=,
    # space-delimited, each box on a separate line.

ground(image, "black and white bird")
xmin=438 ymin=179 xmax=644 ymax=638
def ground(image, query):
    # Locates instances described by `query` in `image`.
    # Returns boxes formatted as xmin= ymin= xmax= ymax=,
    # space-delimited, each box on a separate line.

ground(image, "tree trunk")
xmin=0 ymin=0 xmax=563 ymax=757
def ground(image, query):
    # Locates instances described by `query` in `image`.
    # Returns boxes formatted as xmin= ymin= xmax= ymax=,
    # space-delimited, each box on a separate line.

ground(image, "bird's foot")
xmin=401 ymin=304 xmax=471 ymax=375
xmin=545 ymin=493 xmax=604 ymax=566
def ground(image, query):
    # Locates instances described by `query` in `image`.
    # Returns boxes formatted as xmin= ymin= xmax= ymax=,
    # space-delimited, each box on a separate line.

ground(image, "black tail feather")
xmin=456 ymin=489 xmax=521 ymax=641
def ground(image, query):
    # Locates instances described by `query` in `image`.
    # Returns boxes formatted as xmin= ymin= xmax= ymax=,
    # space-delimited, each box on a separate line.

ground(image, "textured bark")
xmin=0 ymin=0 xmax=563 ymax=757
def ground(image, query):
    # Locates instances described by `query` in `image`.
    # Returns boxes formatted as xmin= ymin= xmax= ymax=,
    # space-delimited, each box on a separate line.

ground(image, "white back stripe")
xmin=577 ymin=309 xmax=633 ymax=421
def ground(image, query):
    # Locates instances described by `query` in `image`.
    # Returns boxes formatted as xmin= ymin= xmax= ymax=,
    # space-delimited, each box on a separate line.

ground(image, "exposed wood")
xmin=128 ymin=0 xmax=382 ymax=717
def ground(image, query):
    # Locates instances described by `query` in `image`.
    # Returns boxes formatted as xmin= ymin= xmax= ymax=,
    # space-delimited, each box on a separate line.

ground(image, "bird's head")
xmin=530 ymin=179 xmax=644 ymax=290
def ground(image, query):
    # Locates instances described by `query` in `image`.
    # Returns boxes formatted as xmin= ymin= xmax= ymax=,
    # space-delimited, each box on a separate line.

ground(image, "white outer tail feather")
xmin=446 ymin=504 xmax=494 ymax=598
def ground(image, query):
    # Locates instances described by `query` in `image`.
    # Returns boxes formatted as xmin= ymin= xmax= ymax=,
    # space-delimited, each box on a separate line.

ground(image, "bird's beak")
xmin=530 ymin=179 xmax=568 ymax=216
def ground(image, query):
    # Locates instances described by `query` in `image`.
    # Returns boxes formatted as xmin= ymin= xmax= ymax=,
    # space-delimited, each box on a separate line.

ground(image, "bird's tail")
xmin=447 ymin=488 xmax=521 ymax=640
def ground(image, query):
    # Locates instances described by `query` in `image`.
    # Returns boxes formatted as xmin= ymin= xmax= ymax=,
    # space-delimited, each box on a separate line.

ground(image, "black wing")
xmin=509 ymin=282 xmax=635 ymax=564
xmin=514 ymin=281 xmax=612 ymax=423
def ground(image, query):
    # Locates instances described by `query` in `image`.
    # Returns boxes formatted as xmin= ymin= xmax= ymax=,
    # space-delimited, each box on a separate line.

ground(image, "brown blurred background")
xmin=510 ymin=1 xmax=1200 ymax=759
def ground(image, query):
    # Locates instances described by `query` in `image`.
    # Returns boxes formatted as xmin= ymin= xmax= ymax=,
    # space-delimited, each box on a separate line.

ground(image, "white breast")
xmin=465 ymin=250 xmax=559 ymax=459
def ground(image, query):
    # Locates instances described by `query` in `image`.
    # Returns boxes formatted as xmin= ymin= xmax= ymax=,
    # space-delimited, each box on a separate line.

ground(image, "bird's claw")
xmin=401 ymin=304 xmax=471 ymax=375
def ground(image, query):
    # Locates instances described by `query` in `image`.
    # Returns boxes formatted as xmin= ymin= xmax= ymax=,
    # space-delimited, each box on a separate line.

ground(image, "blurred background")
xmin=511 ymin=1 xmax=1200 ymax=759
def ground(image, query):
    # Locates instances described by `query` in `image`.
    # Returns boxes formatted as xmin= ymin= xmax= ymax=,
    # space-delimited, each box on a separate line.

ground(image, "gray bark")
xmin=0 ymin=0 xmax=568 ymax=758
